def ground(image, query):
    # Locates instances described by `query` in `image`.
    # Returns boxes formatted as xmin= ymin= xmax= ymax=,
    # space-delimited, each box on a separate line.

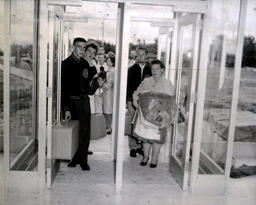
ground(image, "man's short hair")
xmin=136 ymin=46 xmax=148 ymax=55
xmin=73 ymin=37 xmax=86 ymax=45
xmin=85 ymin=41 xmax=99 ymax=55
xmin=151 ymin=59 xmax=165 ymax=70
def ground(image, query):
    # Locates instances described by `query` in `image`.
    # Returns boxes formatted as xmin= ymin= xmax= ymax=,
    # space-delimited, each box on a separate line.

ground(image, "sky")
xmin=67 ymin=0 xmax=256 ymax=55
xmin=0 ymin=0 xmax=255 ymax=49
xmin=0 ymin=0 xmax=35 ymax=45
xmin=67 ymin=1 xmax=173 ymax=45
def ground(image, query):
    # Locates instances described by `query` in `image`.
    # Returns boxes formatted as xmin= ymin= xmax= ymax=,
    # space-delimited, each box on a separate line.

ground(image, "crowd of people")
xmin=61 ymin=37 xmax=178 ymax=171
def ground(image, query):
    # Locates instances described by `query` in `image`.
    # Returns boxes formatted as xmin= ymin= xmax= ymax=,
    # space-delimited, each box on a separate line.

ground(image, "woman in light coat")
xmin=133 ymin=59 xmax=175 ymax=168
xmin=101 ymin=56 xmax=115 ymax=134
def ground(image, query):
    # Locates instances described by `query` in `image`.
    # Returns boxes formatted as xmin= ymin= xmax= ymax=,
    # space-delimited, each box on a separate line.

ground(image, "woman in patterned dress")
xmin=133 ymin=59 xmax=175 ymax=168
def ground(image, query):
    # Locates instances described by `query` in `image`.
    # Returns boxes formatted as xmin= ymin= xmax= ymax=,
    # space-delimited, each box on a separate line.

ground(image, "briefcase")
xmin=52 ymin=120 xmax=79 ymax=160
xmin=90 ymin=114 xmax=106 ymax=140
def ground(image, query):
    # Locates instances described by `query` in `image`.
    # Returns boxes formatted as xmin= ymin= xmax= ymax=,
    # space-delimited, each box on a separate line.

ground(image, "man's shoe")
xmin=88 ymin=150 xmax=93 ymax=155
xmin=130 ymin=149 xmax=137 ymax=157
xmin=80 ymin=162 xmax=90 ymax=171
xmin=136 ymin=148 xmax=144 ymax=156
xmin=67 ymin=161 xmax=77 ymax=168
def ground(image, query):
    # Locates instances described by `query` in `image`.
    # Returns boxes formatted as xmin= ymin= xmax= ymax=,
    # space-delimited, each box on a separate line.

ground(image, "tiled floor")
xmin=0 ymin=136 xmax=255 ymax=205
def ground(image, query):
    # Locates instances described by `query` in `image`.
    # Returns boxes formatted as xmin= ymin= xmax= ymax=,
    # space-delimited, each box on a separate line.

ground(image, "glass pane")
xmin=234 ymin=0 xmax=256 ymax=164
xmin=9 ymin=0 xmax=37 ymax=171
xmin=52 ymin=17 xmax=60 ymax=125
xmin=130 ymin=21 xmax=159 ymax=63
xmin=0 ymin=0 xmax=4 ymax=153
xmin=174 ymin=24 xmax=193 ymax=164
xmin=198 ymin=0 xmax=240 ymax=174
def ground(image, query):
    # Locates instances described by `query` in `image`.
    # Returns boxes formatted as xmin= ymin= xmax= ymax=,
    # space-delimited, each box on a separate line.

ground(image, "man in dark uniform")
xmin=126 ymin=47 xmax=152 ymax=157
xmin=61 ymin=38 xmax=101 ymax=171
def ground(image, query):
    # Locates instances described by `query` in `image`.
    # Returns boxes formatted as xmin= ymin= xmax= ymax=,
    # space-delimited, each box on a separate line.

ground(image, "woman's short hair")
xmin=108 ymin=56 xmax=115 ymax=67
xmin=85 ymin=41 xmax=99 ymax=54
xmin=73 ymin=37 xmax=86 ymax=45
xmin=107 ymin=51 xmax=115 ymax=58
xmin=151 ymin=59 xmax=165 ymax=70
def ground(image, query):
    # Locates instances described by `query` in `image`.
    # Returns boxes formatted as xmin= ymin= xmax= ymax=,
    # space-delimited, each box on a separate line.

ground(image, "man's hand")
xmin=64 ymin=111 xmax=71 ymax=122
xmin=82 ymin=68 xmax=89 ymax=79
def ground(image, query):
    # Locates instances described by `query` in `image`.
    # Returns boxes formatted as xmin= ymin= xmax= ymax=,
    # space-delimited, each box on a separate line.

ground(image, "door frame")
xmin=113 ymin=1 xmax=208 ymax=193
xmin=45 ymin=4 xmax=64 ymax=188
xmin=3 ymin=0 xmax=40 ymax=192
xmin=36 ymin=0 xmax=250 ymax=195
xmin=190 ymin=0 xmax=249 ymax=195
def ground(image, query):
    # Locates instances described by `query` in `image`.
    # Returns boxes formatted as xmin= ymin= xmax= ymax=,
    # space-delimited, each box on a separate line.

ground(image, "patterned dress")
xmin=133 ymin=77 xmax=175 ymax=144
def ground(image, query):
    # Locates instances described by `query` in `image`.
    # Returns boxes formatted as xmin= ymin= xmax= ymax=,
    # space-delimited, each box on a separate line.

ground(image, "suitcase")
xmin=90 ymin=114 xmax=106 ymax=140
xmin=52 ymin=120 xmax=79 ymax=160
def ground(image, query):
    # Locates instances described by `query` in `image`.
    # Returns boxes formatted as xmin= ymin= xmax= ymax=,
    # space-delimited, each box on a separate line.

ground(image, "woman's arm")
xmin=102 ymin=70 xmax=114 ymax=92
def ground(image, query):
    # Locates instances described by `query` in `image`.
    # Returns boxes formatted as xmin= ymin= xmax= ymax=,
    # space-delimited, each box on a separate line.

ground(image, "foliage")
xmin=242 ymin=36 xmax=256 ymax=67
xmin=226 ymin=36 xmax=256 ymax=68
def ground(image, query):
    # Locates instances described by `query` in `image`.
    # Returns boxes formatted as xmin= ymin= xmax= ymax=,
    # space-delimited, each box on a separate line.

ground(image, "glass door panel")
xmin=8 ymin=0 xmax=38 ymax=171
xmin=46 ymin=6 xmax=63 ymax=187
xmin=169 ymin=14 xmax=201 ymax=190
xmin=174 ymin=24 xmax=193 ymax=164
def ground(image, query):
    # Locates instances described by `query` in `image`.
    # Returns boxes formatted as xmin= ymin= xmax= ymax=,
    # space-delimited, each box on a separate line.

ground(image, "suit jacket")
xmin=126 ymin=62 xmax=152 ymax=102
xmin=61 ymin=54 xmax=97 ymax=112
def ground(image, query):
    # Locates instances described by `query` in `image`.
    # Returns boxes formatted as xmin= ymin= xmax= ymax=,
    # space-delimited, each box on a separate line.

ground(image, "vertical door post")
xmin=112 ymin=2 xmax=131 ymax=193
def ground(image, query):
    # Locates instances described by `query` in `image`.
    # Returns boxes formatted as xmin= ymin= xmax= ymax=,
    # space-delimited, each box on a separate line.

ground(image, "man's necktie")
xmin=100 ymin=66 xmax=104 ymax=71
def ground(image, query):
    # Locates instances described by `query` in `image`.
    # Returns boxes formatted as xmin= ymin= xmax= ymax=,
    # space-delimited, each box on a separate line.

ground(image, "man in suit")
xmin=61 ymin=38 xmax=102 ymax=170
xmin=126 ymin=47 xmax=152 ymax=157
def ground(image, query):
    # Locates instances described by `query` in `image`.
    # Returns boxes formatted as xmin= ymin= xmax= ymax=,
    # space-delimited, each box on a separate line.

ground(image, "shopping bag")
xmin=138 ymin=92 xmax=177 ymax=126
xmin=90 ymin=113 xmax=106 ymax=140
xmin=52 ymin=120 xmax=79 ymax=160
xmin=133 ymin=107 xmax=160 ymax=141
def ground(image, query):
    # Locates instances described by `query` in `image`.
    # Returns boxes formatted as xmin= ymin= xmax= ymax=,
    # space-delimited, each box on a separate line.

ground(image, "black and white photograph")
xmin=0 ymin=0 xmax=255 ymax=205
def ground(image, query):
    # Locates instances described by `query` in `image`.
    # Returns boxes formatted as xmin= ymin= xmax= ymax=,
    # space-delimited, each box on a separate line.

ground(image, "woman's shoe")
xmin=150 ymin=163 xmax=158 ymax=168
xmin=140 ymin=158 xmax=149 ymax=166
xmin=106 ymin=128 xmax=112 ymax=135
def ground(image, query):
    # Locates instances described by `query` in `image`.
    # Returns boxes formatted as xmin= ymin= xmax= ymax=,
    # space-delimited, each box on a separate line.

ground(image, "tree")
xmin=242 ymin=36 xmax=256 ymax=68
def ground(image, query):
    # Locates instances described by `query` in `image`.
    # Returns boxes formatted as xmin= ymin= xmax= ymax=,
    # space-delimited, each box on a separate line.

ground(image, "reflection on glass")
xmin=174 ymin=25 xmax=193 ymax=166
xmin=236 ymin=0 xmax=256 ymax=144
xmin=198 ymin=0 xmax=240 ymax=175
xmin=9 ymin=0 xmax=37 ymax=171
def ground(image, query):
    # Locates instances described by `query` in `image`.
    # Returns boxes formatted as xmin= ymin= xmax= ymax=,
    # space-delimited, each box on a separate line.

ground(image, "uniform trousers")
xmin=69 ymin=96 xmax=91 ymax=164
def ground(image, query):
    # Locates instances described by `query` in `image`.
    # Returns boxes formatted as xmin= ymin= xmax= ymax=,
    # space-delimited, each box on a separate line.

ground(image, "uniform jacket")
xmin=61 ymin=54 xmax=97 ymax=112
